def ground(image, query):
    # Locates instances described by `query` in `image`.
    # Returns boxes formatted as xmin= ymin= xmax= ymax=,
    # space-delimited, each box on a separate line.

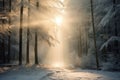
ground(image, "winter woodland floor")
xmin=0 ymin=66 xmax=120 ymax=80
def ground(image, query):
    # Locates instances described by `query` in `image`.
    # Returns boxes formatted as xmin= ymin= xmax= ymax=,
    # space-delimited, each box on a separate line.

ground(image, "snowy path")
xmin=0 ymin=67 xmax=120 ymax=80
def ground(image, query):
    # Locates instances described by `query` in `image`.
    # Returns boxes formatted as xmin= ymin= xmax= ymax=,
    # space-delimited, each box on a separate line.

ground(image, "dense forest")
xmin=0 ymin=0 xmax=120 ymax=80
xmin=0 ymin=0 xmax=120 ymax=72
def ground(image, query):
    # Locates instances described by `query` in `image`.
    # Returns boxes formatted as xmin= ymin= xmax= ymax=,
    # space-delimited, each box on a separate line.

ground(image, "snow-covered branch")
xmin=100 ymin=36 xmax=120 ymax=51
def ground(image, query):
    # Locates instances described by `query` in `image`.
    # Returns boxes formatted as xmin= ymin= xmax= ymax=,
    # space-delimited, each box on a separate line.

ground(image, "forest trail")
xmin=0 ymin=67 xmax=120 ymax=80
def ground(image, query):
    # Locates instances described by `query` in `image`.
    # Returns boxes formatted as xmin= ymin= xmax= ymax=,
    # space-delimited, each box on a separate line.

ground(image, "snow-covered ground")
xmin=0 ymin=66 xmax=120 ymax=80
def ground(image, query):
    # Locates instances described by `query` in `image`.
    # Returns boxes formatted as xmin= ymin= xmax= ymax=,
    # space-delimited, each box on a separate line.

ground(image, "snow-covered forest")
xmin=0 ymin=0 xmax=120 ymax=80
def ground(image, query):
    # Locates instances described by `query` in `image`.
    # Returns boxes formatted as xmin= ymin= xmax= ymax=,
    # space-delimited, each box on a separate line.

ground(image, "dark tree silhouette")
xmin=90 ymin=0 xmax=99 ymax=69
xmin=2 ymin=0 xmax=6 ymax=63
xmin=26 ymin=0 xmax=30 ymax=64
xmin=2 ymin=22 xmax=5 ymax=63
xmin=7 ymin=0 xmax=12 ymax=63
xmin=78 ymin=26 xmax=82 ymax=57
xmin=34 ymin=1 xmax=39 ymax=65
xmin=19 ymin=0 xmax=24 ymax=65
xmin=113 ymin=0 xmax=119 ymax=63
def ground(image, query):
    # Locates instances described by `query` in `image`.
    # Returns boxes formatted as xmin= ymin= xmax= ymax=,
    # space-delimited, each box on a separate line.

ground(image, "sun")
xmin=55 ymin=16 xmax=63 ymax=26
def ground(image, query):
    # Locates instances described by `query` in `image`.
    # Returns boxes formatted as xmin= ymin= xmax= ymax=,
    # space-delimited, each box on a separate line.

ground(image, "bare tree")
xmin=26 ymin=0 xmax=30 ymax=64
xmin=78 ymin=26 xmax=82 ymax=57
xmin=19 ymin=0 xmax=24 ymax=65
xmin=90 ymin=0 xmax=99 ymax=69
xmin=113 ymin=0 xmax=119 ymax=64
xmin=34 ymin=0 xmax=39 ymax=65
xmin=1 ymin=20 xmax=5 ymax=63
xmin=113 ymin=1 xmax=118 ymax=36
xmin=7 ymin=0 xmax=12 ymax=63
xmin=1 ymin=0 xmax=6 ymax=63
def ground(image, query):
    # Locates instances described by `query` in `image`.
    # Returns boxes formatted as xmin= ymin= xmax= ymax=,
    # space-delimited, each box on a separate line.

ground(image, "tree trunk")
xmin=34 ymin=1 xmax=39 ymax=65
xmin=8 ymin=0 xmax=11 ymax=13
xmin=113 ymin=1 xmax=117 ymax=36
xmin=1 ymin=19 xmax=6 ymax=63
xmin=3 ymin=0 xmax=5 ymax=11
xmin=2 ymin=33 xmax=5 ymax=63
xmin=2 ymin=37 xmax=5 ymax=63
xmin=90 ymin=0 xmax=99 ymax=69
xmin=26 ymin=0 xmax=30 ymax=64
xmin=2 ymin=0 xmax=6 ymax=63
xmin=7 ymin=0 xmax=12 ymax=63
xmin=8 ymin=34 xmax=11 ymax=63
xmin=85 ymin=30 xmax=88 ymax=55
xmin=34 ymin=31 xmax=38 ymax=64
xmin=113 ymin=0 xmax=119 ymax=64
xmin=78 ymin=26 xmax=82 ymax=57
xmin=19 ymin=0 xmax=24 ymax=65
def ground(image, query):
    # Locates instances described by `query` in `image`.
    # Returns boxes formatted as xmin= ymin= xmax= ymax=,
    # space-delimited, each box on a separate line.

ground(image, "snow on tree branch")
xmin=97 ymin=4 xmax=120 ymax=31
xmin=100 ymin=36 xmax=120 ymax=51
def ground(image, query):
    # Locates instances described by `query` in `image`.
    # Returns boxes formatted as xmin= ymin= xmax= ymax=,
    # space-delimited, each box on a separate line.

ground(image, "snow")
xmin=97 ymin=6 xmax=114 ymax=31
xmin=100 ymin=36 xmax=120 ymax=51
xmin=0 ymin=67 xmax=120 ymax=80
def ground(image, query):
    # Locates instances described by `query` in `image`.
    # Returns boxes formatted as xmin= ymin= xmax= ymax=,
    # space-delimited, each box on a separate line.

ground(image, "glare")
xmin=52 ymin=62 xmax=65 ymax=68
xmin=55 ymin=16 xmax=63 ymax=26
xmin=61 ymin=0 xmax=64 ymax=3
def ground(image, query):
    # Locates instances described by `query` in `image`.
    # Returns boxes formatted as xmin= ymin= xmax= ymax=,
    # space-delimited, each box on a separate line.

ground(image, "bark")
xmin=78 ymin=26 xmax=82 ymax=57
xmin=113 ymin=0 xmax=119 ymax=64
xmin=26 ymin=0 xmax=30 ymax=64
xmin=1 ymin=0 xmax=6 ymax=63
xmin=19 ymin=0 xmax=24 ymax=65
xmin=7 ymin=0 xmax=12 ymax=63
xmin=34 ymin=1 xmax=39 ymax=65
xmin=90 ymin=0 xmax=99 ymax=69
xmin=34 ymin=30 xmax=38 ymax=64
xmin=2 ymin=35 xmax=5 ymax=63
